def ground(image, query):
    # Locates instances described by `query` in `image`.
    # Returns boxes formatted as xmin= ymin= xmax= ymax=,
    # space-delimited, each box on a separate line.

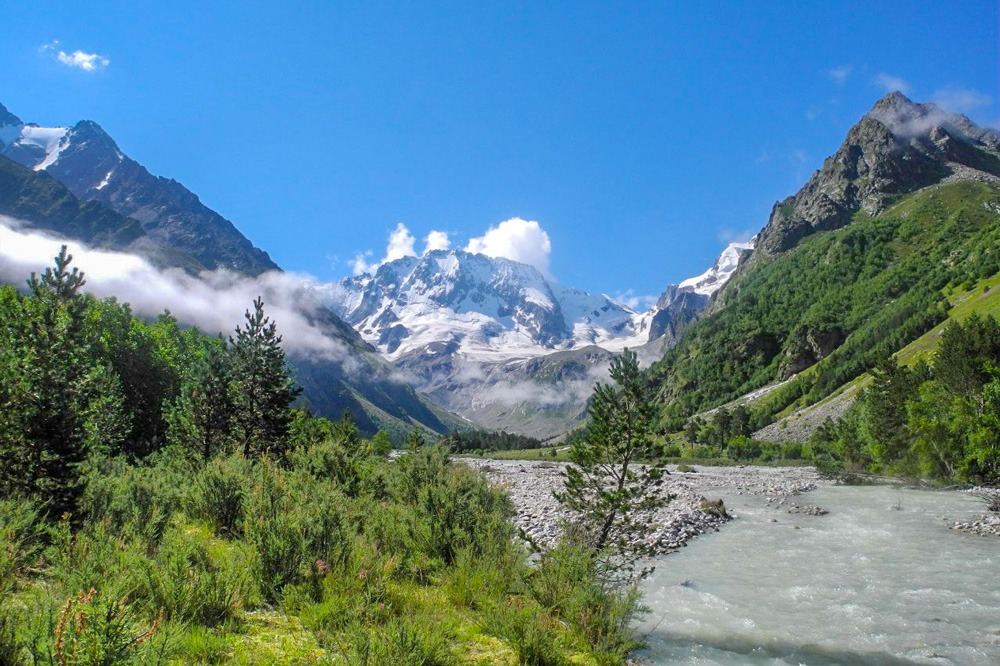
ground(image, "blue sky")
xmin=1 ymin=1 xmax=997 ymax=307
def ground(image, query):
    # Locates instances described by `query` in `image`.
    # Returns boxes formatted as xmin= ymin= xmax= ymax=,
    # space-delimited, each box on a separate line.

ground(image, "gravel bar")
xmin=460 ymin=459 xmax=825 ymax=554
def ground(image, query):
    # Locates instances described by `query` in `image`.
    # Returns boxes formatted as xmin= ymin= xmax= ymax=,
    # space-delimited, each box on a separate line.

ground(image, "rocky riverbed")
xmin=460 ymin=459 xmax=825 ymax=554
xmin=948 ymin=487 xmax=1000 ymax=538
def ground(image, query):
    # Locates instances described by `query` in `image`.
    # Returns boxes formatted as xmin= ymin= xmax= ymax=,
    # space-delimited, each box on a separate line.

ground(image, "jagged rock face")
xmin=0 ymin=104 xmax=21 ymax=130
xmin=778 ymin=326 xmax=846 ymax=378
xmin=641 ymin=240 xmax=753 ymax=350
xmin=0 ymin=155 xmax=148 ymax=253
xmin=0 ymin=107 xmax=278 ymax=276
xmin=647 ymin=287 xmax=709 ymax=344
xmin=756 ymin=92 xmax=1000 ymax=255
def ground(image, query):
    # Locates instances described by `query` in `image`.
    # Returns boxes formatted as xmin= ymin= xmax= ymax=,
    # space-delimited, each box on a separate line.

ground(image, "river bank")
xmin=460 ymin=459 xmax=825 ymax=553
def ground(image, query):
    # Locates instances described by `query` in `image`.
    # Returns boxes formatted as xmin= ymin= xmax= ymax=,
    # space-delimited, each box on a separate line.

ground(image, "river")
xmin=636 ymin=485 xmax=1000 ymax=665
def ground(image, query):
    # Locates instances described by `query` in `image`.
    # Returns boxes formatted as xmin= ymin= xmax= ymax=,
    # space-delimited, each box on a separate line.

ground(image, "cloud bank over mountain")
xmin=0 ymin=216 xmax=351 ymax=362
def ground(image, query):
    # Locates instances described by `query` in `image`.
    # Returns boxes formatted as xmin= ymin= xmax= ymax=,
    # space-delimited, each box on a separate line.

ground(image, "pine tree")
xmin=167 ymin=338 xmax=233 ymax=460
xmin=555 ymin=348 xmax=670 ymax=579
xmin=406 ymin=427 xmax=426 ymax=453
xmin=228 ymin=297 xmax=301 ymax=458
xmin=7 ymin=247 xmax=93 ymax=516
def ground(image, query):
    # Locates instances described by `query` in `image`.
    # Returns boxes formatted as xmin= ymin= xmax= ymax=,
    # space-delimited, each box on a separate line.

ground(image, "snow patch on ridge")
xmin=95 ymin=168 xmax=115 ymax=190
xmin=18 ymin=126 xmax=71 ymax=171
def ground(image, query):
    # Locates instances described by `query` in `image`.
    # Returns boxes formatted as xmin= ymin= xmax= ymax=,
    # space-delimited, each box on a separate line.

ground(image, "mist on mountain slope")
xmin=0 ymin=216 xmax=355 ymax=365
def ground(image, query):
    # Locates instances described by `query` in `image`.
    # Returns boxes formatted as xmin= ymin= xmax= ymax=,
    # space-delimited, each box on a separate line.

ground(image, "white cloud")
xmin=464 ymin=217 xmax=552 ymax=275
xmin=424 ymin=230 xmax=451 ymax=253
xmin=385 ymin=222 xmax=416 ymax=262
xmin=349 ymin=218 xmax=553 ymax=276
xmin=350 ymin=223 xmax=420 ymax=276
xmin=717 ymin=227 xmax=757 ymax=244
xmin=41 ymin=40 xmax=109 ymax=72
xmin=931 ymin=87 xmax=992 ymax=115
xmin=614 ymin=289 xmax=657 ymax=312
xmin=0 ymin=217 xmax=353 ymax=364
xmin=875 ymin=73 xmax=910 ymax=94
xmin=350 ymin=250 xmax=376 ymax=276
xmin=827 ymin=65 xmax=852 ymax=85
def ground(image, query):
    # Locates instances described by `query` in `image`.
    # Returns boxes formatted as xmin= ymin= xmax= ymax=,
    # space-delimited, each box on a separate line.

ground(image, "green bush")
xmin=81 ymin=456 xmax=185 ymax=546
xmin=16 ymin=585 xmax=171 ymax=666
xmin=0 ymin=606 xmax=20 ymax=665
xmin=244 ymin=460 xmax=307 ymax=603
xmin=341 ymin=616 xmax=457 ymax=666
xmin=137 ymin=525 xmax=247 ymax=626
xmin=391 ymin=446 xmax=514 ymax=566
xmin=446 ymin=545 xmax=518 ymax=610
xmin=529 ymin=541 xmax=644 ymax=663
xmin=0 ymin=499 xmax=49 ymax=595
xmin=482 ymin=599 xmax=568 ymax=666
xmin=188 ymin=455 xmax=251 ymax=536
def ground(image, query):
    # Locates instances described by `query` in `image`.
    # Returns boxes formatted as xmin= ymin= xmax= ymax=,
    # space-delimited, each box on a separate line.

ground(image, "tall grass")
xmin=0 ymin=442 xmax=643 ymax=665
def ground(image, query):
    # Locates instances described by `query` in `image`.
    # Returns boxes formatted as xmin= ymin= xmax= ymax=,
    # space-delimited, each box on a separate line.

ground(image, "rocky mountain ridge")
xmin=648 ymin=92 xmax=1000 ymax=439
xmin=0 ymin=102 xmax=464 ymax=439
xmin=754 ymin=92 xmax=1000 ymax=256
xmin=0 ymin=103 xmax=278 ymax=276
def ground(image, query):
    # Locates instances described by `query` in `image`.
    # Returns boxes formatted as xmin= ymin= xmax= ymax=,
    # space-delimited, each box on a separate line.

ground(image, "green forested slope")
xmin=651 ymin=180 xmax=1000 ymax=430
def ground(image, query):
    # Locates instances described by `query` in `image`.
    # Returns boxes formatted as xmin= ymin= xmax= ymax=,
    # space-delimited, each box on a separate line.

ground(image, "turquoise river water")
xmin=635 ymin=485 xmax=999 ymax=665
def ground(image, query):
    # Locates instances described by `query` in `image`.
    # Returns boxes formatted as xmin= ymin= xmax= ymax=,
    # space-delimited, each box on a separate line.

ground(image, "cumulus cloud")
xmin=827 ymin=65 xmax=852 ymax=85
xmin=875 ymin=73 xmax=911 ymax=94
xmin=352 ymin=222 xmax=435 ymax=275
xmin=349 ymin=250 xmax=376 ymax=276
xmin=385 ymin=222 xmax=417 ymax=262
xmin=0 ymin=217 xmax=353 ymax=363
xmin=464 ymin=217 xmax=552 ymax=275
xmin=424 ymin=230 xmax=451 ymax=253
xmin=350 ymin=218 xmax=553 ymax=276
xmin=41 ymin=40 xmax=109 ymax=72
xmin=931 ymin=87 xmax=992 ymax=115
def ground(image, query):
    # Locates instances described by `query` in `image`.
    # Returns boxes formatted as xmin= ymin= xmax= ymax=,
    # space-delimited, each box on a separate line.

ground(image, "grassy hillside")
xmin=753 ymin=272 xmax=1000 ymax=443
xmin=650 ymin=179 xmax=1000 ymax=430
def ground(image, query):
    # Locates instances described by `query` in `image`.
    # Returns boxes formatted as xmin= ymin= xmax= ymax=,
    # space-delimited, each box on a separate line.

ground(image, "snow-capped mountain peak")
xmin=1 ymin=119 xmax=125 ymax=193
xmin=677 ymin=240 xmax=754 ymax=296
xmin=320 ymin=249 xmax=648 ymax=361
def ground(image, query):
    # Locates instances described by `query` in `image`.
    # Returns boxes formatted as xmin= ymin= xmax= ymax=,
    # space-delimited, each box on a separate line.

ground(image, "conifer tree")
xmin=406 ymin=427 xmax=426 ymax=453
xmin=167 ymin=338 xmax=233 ymax=460
xmin=228 ymin=297 xmax=301 ymax=458
xmin=556 ymin=348 xmax=669 ymax=578
xmin=10 ymin=247 xmax=92 ymax=515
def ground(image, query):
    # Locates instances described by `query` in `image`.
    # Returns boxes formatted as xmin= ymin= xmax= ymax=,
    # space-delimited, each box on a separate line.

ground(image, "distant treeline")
xmin=440 ymin=429 xmax=544 ymax=453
